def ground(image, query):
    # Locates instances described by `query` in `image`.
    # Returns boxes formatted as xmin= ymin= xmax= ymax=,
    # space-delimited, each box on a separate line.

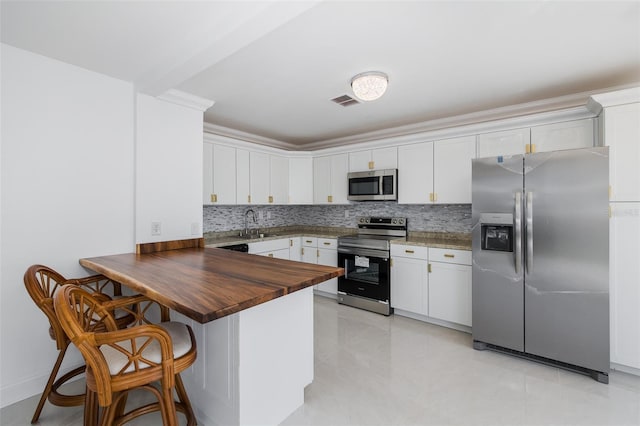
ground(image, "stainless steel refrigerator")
xmin=472 ymin=146 xmax=609 ymax=383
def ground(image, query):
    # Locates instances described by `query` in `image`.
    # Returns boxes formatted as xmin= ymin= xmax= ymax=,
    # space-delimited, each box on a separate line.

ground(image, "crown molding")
xmin=589 ymin=86 xmax=640 ymax=108
xmin=157 ymin=89 xmax=214 ymax=112
xmin=203 ymin=123 xmax=301 ymax=151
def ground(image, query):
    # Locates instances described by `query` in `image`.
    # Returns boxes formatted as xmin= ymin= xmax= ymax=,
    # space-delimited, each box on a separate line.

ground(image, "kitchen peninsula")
xmin=80 ymin=244 xmax=343 ymax=425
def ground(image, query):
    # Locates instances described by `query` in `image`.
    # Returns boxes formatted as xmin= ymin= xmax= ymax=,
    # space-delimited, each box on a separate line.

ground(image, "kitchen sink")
xmin=237 ymin=233 xmax=278 ymax=240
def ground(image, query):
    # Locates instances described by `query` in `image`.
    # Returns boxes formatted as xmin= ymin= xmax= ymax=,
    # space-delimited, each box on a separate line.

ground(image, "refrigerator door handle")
xmin=526 ymin=191 xmax=533 ymax=273
xmin=514 ymin=192 xmax=522 ymax=274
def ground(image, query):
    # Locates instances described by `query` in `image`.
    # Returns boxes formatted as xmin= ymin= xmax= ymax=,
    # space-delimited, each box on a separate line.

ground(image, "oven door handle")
xmin=338 ymin=247 xmax=389 ymax=258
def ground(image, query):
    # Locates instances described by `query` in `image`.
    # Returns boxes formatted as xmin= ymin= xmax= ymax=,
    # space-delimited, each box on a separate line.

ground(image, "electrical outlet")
xmin=151 ymin=222 xmax=161 ymax=236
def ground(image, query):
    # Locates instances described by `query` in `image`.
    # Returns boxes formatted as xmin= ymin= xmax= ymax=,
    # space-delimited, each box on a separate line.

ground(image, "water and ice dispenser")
xmin=480 ymin=214 xmax=514 ymax=253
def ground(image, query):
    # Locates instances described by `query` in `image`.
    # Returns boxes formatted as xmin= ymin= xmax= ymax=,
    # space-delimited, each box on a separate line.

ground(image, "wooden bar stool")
xmin=54 ymin=284 xmax=197 ymax=426
xmin=23 ymin=264 xmax=133 ymax=424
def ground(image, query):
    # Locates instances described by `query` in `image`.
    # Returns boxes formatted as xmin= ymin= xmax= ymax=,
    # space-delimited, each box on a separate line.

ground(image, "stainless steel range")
xmin=337 ymin=216 xmax=407 ymax=316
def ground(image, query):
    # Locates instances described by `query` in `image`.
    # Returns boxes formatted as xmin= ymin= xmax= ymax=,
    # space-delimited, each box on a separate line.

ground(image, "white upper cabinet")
xmin=249 ymin=151 xmax=270 ymax=204
xmin=397 ymin=141 xmax=434 ymax=204
xmin=248 ymin=152 xmax=289 ymax=204
xmin=289 ymin=157 xmax=314 ymax=204
xmin=349 ymin=147 xmax=398 ymax=172
xmin=203 ymin=142 xmax=236 ymax=205
xmin=313 ymin=154 xmax=348 ymax=204
xmin=236 ymin=149 xmax=250 ymax=205
xmin=270 ymin=155 xmax=289 ymax=204
xmin=477 ymin=128 xmax=530 ymax=159
xmin=433 ymin=136 xmax=476 ymax=204
xmin=530 ymin=118 xmax=594 ymax=153
xmin=603 ymin=102 xmax=640 ymax=202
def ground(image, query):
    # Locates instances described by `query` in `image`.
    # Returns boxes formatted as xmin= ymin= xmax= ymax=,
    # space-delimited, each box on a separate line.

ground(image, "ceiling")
xmin=2 ymin=1 xmax=639 ymax=150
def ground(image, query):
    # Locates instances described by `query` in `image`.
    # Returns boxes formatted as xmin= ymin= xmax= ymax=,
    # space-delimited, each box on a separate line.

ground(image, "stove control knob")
xmin=392 ymin=218 xmax=397 ymax=224
xmin=359 ymin=218 xmax=365 ymax=223
xmin=366 ymin=218 xmax=370 ymax=223
xmin=399 ymin=218 xmax=405 ymax=225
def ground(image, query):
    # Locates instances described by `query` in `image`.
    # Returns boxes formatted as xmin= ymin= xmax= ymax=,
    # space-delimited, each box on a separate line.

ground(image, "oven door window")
xmin=338 ymin=253 xmax=390 ymax=302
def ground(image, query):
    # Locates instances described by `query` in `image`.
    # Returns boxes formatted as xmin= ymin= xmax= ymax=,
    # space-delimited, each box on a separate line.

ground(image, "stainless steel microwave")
xmin=347 ymin=169 xmax=397 ymax=201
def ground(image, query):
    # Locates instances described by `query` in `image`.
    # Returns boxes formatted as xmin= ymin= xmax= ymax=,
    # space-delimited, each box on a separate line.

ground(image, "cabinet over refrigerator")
xmin=472 ymin=147 xmax=610 ymax=383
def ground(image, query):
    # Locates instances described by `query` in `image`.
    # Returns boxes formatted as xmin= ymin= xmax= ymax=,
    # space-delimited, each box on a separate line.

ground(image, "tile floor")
xmin=2 ymin=295 xmax=639 ymax=425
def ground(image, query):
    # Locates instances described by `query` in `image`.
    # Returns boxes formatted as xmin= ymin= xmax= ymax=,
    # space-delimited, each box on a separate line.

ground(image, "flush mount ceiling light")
xmin=351 ymin=71 xmax=389 ymax=101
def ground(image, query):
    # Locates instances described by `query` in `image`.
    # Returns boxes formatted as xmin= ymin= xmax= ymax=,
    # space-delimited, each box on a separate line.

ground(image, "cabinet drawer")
xmin=391 ymin=245 xmax=429 ymax=260
xmin=248 ymin=238 xmax=290 ymax=254
xmin=317 ymin=238 xmax=336 ymax=249
xmin=301 ymin=237 xmax=317 ymax=247
xmin=428 ymin=248 xmax=471 ymax=265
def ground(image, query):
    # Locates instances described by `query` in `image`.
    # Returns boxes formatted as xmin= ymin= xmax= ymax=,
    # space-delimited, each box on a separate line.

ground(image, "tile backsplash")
xmin=203 ymin=203 xmax=471 ymax=234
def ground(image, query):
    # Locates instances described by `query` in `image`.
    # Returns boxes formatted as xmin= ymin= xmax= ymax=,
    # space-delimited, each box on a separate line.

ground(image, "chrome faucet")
xmin=244 ymin=208 xmax=257 ymax=236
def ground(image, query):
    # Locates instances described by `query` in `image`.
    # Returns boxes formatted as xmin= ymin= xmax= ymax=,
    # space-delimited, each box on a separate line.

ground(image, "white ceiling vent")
xmin=330 ymin=94 xmax=360 ymax=107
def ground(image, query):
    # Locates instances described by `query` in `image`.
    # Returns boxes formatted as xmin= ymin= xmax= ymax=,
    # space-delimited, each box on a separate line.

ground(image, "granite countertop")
xmin=205 ymin=226 xmax=471 ymax=251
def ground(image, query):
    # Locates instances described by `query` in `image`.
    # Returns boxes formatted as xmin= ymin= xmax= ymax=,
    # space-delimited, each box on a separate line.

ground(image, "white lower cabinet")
xmin=248 ymin=238 xmax=290 ymax=260
xmin=428 ymin=248 xmax=472 ymax=327
xmin=610 ymin=202 xmax=640 ymax=372
xmin=300 ymin=237 xmax=338 ymax=296
xmin=391 ymin=244 xmax=472 ymax=330
xmin=390 ymin=246 xmax=429 ymax=315
xmin=288 ymin=237 xmax=301 ymax=262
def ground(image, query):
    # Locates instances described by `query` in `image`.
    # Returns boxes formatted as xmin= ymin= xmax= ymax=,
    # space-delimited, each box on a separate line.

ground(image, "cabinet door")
xmin=213 ymin=144 xmax=236 ymax=204
xmin=397 ymin=142 xmax=434 ymax=204
xmin=269 ymin=155 xmax=289 ymax=204
xmin=313 ymin=156 xmax=331 ymax=204
xmin=428 ymin=262 xmax=472 ymax=327
xmin=203 ymin=142 xmax=214 ymax=204
xmin=372 ymin=147 xmax=398 ymax=170
xmin=531 ymin=118 xmax=594 ymax=153
xmin=330 ymin=154 xmax=349 ymax=204
xmin=348 ymin=150 xmax=372 ymax=172
xmin=250 ymin=151 xmax=270 ymax=204
xmin=433 ymin=136 xmax=476 ymax=204
xmin=390 ymin=256 xmax=428 ymax=315
xmin=605 ymin=103 xmax=640 ymax=202
xmin=610 ymin=202 xmax=640 ymax=369
xmin=301 ymin=244 xmax=317 ymax=264
xmin=477 ymin=128 xmax=529 ymax=159
xmin=236 ymin=149 xmax=250 ymax=205
xmin=317 ymin=245 xmax=337 ymax=294
xmin=289 ymin=237 xmax=302 ymax=262
xmin=289 ymin=157 xmax=313 ymax=204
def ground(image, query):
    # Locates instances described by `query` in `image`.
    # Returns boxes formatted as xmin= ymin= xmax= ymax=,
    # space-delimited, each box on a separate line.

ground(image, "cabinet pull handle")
xmin=428 ymin=263 xmax=432 ymax=273
xmin=268 ymin=253 xmax=273 ymax=257
xmin=301 ymin=248 xmax=305 ymax=255
xmin=211 ymin=194 xmax=217 ymax=203
xmin=433 ymin=193 xmax=437 ymax=202
xmin=525 ymin=144 xmax=531 ymax=154
xmin=328 ymin=195 xmax=333 ymax=203
xmin=306 ymin=240 xmax=313 ymax=243
xmin=368 ymin=161 xmax=374 ymax=170
xmin=247 ymin=195 xmax=251 ymax=203
xmin=390 ymin=258 xmax=393 ymax=267
xmin=323 ymin=242 xmax=331 ymax=246
xmin=531 ymin=143 xmax=536 ymax=153
xmin=405 ymin=249 xmax=415 ymax=254
xmin=290 ymin=240 xmax=293 ymax=247
xmin=317 ymin=249 xmax=320 ymax=257
xmin=444 ymin=254 xmax=455 ymax=258
xmin=268 ymin=195 xmax=273 ymax=203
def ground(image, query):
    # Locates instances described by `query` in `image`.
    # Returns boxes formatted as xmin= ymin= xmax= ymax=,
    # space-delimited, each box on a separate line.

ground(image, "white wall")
xmin=0 ymin=44 xmax=135 ymax=407
xmin=136 ymin=94 xmax=203 ymax=243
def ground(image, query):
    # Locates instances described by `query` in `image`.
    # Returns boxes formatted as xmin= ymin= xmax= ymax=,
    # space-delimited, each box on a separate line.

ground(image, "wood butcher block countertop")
xmin=80 ymin=247 xmax=344 ymax=324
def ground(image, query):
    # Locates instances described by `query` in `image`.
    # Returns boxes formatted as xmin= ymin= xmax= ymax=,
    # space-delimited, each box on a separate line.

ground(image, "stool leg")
xmin=31 ymin=344 xmax=68 ymax=423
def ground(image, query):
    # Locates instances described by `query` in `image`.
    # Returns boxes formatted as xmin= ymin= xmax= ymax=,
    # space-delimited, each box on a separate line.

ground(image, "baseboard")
xmin=393 ymin=309 xmax=472 ymax=334
xmin=611 ymin=362 xmax=640 ymax=377
xmin=0 ymin=363 xmax=84 ymax=409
